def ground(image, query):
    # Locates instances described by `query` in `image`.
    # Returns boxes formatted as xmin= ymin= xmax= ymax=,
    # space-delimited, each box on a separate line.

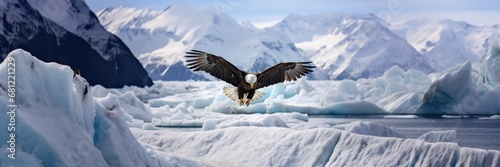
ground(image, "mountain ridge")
xmin=98 ymin=5 xmax=325 ymax=81
xmin=0 ymin=0 xmax=153 ymax=88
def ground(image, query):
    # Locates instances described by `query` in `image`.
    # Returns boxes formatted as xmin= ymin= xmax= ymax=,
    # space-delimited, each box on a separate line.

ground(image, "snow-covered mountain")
xmin=97 ymin=5 xmax=325 ymax=81
xmin=273 ymin=14 xmax=434 ymax=80
xmin=97 ymin=5 xmax=498 ymax=81
xmin=272 ymin=13 xmax=360 ymax=43
xmin=391 ymin=19 xmax=500 ymax=71
xmin=0 ymin=0 xmax=152 ymax=88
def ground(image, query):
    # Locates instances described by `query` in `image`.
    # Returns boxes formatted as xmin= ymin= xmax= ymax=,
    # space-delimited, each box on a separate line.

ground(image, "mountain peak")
xmin=273 ymin=13 xmax=387 ymax=43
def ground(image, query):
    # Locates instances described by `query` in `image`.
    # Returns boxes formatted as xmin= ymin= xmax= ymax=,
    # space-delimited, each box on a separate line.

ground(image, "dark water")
xmin=310 ymin=115 xmax=500 ymax=151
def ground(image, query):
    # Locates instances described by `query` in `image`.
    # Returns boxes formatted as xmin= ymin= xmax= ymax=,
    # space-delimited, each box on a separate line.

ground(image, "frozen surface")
xmin=133 ymin=127 xmax=500 ymax=167
xmin=0 ymin=49 xmax=199 ymax=167
xmin=0 ymin=49 xmax=105 ymax=167
xmin=2 ymin=49 xmax=500 ymax=166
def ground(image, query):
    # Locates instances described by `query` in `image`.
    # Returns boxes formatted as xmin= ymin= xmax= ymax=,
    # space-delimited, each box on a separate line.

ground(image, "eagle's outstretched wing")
xmin=185 ymin=50 xmax=244 ymax=86
xmin=255 ymin=62 xmax=315 ymax=89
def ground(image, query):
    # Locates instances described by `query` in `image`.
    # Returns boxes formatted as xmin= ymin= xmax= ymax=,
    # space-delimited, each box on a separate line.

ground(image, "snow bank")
xmin=134 ymin=127 xmax=500 ymax=167
xmin=0 ymin=49 xmax=199 ymax=167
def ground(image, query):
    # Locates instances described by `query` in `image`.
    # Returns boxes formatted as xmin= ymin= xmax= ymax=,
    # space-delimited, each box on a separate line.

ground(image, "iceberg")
xmin=417 ymin=35 xmax=500 ymax=114
xmin=418 ymin=61 xmax=473 ymax=114
xmin=477 ymin=35 xmax=500 ymax=87
xmin=0 ymin=49 xmax=199 ymax=167
xmin=134 ymin=127 xmax=500 ymax=167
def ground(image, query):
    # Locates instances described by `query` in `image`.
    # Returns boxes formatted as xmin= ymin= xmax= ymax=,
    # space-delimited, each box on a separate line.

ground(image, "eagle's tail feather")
xmin=223 ymin=87 xmax=266 ymax=104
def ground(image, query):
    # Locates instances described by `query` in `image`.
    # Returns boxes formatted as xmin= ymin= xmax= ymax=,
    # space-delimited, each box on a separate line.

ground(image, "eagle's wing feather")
xmin=255 ymin=62 xmax=315 ymax=89
xmin=185 ymin=50 xmax=243 ymax=86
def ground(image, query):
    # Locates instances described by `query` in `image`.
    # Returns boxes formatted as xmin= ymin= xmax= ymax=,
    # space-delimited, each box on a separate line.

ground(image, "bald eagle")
xmin=185 ymin=50 xmax=316 ymax=106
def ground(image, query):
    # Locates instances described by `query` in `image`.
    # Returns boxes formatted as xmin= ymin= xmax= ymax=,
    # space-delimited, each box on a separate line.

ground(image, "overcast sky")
xmin=85 ymin=0 xmax=500 ymax=28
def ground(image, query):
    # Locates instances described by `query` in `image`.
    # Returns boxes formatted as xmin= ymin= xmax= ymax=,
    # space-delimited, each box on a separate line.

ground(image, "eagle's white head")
xmin=245 ymin=74 xmax=257 ymax=88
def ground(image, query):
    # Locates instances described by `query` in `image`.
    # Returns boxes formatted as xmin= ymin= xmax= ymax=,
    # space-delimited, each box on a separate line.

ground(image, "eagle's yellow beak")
xmin=250 ymin=83 xmax=254 ymax=88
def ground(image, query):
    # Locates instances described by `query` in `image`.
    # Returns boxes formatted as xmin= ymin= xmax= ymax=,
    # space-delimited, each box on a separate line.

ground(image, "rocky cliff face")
xmin=0 ymin=0 xmax=153 ymax=88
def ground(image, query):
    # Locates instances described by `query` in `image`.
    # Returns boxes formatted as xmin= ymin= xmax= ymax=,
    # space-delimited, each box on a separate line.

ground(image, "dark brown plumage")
xmin=185 ymin=50 xmax=315 ymax=106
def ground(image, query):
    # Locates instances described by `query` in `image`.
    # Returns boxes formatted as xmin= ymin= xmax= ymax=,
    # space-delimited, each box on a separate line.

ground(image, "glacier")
xmin=0 ymin=49 xmax=199 ymax=167
xmin=2 ymin=49 xmax=500 ymax=166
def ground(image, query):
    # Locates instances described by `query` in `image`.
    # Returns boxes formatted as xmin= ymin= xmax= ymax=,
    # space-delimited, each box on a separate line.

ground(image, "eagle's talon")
xmin=239 ymin=99 xmax=244 ymax=106
xmin=245 ymin=100 xmax=250 ymax=107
